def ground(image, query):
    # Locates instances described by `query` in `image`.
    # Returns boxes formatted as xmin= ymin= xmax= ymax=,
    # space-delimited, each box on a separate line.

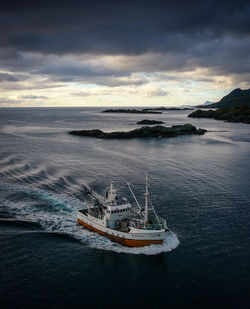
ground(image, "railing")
xmin=129 ymin=215 xmax=167 ymax=230
xmin=129 ymin=213 xmax=144 ymax=221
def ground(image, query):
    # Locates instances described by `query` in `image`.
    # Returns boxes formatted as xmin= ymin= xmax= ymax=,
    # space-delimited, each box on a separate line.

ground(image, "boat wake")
xmin=0 ymin=182 xmax=179 ymax=255
xmin=85 ymin=230 xmax=180 ymax=255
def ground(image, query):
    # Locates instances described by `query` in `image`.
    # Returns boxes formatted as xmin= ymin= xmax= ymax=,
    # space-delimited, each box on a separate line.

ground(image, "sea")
xmin=0 ymin=107 xmax=249 ymax=309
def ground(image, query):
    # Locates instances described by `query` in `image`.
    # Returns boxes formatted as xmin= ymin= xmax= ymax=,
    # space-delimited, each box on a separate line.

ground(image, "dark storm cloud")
xmin=0 ymin=0 xmax=250 ymax=82
xmin=1 ymin=0 xmax=250 ymax=55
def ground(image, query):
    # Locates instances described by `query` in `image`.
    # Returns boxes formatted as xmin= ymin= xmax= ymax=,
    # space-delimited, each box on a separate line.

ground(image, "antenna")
xmin=108 ymin=181 xmax=116 ymax=204
xmin=144 ymin=172 xmax=149 ymax=224
xmin=110 ymin=181 xmax=113 ymax=197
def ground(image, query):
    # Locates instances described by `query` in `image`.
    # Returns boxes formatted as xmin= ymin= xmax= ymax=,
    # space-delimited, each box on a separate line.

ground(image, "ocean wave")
xmin=0 ymin=218 xmax=41 ymax=228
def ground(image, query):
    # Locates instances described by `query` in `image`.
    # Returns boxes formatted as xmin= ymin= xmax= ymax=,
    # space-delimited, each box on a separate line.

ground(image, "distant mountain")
xmin=203 ymin=101 xmax=213 ymax=105
xmin=204 ymin=88 xmax=250 ymax=108
xmin=195 ymin=101 xmax=215 ymax=108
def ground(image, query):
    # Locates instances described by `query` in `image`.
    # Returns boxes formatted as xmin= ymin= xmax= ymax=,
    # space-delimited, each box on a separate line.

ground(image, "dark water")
xmin=0 ymin=107 xmax=249 ymax=309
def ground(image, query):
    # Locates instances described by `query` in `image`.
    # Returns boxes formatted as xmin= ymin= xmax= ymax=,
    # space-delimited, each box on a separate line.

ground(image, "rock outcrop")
xmin=69 ymin=124 xmax=207 ymax=139
xmin=188 ymin=105 xmax=250 ymax=124
xmin=136 ymin=119 xmax=165 ymax=125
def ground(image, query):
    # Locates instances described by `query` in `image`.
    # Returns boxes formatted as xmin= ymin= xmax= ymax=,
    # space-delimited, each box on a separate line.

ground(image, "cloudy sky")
xmin=0 ymin=0 xmax=250 ymax=107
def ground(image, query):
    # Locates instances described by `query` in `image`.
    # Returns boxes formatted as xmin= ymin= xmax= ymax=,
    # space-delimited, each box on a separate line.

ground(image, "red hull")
xmin=78 ymin=218 xmax=163 ymax=247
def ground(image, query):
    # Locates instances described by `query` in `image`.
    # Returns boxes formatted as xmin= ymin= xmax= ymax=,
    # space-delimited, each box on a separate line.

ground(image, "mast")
xmin=109 ymin=181 xmax=115 ymax=204
xmin=144 ymin=172 xmax=149 ymax=224
xmin=110 ymin=181 xmax=113 ymax=197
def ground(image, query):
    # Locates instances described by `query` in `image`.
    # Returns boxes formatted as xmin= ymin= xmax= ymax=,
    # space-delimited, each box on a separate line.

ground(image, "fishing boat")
xmin=77 ymin=173 xmax=169 ymax=247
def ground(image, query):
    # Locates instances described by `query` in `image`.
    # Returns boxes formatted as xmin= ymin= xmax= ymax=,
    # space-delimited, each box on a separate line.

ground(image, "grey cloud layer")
xmin=1 ymin=1 xmax=250 ymax=54
xmin=0 ymin=0 xmax=250 ymax=86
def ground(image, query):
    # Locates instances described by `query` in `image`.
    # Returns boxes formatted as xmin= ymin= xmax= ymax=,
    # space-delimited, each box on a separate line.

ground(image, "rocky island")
xmin=102 ymin=108 xmax=162 ymax=114
xmin=188 ymin=105 xmax=250 ymax=124
xmin=146 ymin=107 xmax=193 ymax=111
xmin=69 ymin=124 xmax=207 ymax=139
xmin=136 ymin=119 xmax=165 ymax=125
xmin=102 ymin=107 xmax=193 ymax=114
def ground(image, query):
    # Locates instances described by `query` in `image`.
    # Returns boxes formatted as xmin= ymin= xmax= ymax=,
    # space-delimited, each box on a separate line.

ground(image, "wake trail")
xmin=0 ymin=181 xmax=179 ymax=255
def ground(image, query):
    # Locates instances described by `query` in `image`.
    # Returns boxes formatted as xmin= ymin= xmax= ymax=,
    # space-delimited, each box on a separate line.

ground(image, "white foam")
xmin=84 ymin=230 xmax=180 ymax=255
xmin=1 ymin=182 xmax=180 ymax=255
